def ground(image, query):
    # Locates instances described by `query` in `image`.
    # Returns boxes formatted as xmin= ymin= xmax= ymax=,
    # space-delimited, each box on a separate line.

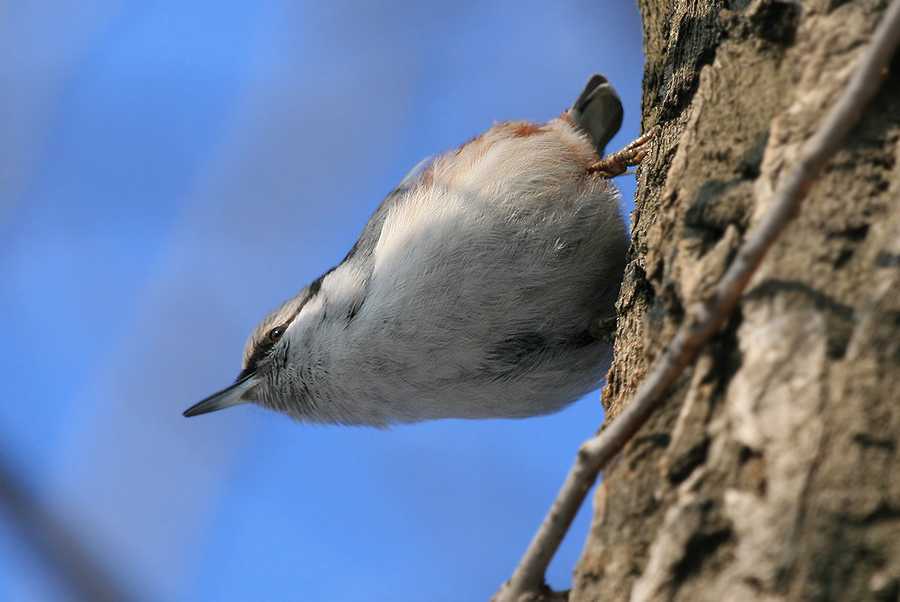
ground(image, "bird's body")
xmin=186 ymin=74 xmax=640 ymax=426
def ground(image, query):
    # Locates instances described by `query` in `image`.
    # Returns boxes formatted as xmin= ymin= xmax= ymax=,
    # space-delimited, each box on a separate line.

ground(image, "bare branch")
xmin=492 ymin=0 xmax=900 ymax=599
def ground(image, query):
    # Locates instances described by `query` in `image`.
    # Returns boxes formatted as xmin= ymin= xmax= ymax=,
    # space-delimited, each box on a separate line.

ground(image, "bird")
xmin=184 ymin=74 xmax=650 ymax=427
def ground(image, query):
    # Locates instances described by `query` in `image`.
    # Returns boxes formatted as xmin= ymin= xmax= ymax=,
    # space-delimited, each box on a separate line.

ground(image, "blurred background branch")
xmin=0 ymin=453 xmax=135 ymax=602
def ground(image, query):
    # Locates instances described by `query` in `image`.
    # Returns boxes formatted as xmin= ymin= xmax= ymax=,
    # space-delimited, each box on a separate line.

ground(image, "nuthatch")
xmin=185 ymin=74 xmax=650 ymax=426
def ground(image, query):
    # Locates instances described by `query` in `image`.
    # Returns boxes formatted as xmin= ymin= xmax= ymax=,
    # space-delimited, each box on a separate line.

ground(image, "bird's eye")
xmin=267 ymin=326 xmax=285 ymax=343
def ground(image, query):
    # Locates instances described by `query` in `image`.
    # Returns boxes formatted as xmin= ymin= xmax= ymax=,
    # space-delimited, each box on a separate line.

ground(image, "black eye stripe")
xmin=243 ymin=326 xmax=286 ymax=378
xmin=242 ymin=270 xmax=331 ymax=377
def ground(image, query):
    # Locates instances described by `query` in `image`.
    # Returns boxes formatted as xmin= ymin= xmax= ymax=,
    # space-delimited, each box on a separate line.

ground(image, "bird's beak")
xmin=184 ymin=372 xmax=257 ymax=417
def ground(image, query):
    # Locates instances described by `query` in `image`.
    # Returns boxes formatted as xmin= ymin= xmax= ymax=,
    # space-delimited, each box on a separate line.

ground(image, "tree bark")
xmin=571 ymin=0 xmax=900 ymax=600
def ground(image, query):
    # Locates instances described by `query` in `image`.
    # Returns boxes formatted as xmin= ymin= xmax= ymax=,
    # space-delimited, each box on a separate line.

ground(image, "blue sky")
xmin=0 ymin=2 xmax=644 ymax=600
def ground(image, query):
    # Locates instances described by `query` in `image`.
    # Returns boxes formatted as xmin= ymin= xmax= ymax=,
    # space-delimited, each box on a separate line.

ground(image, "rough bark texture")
xmin=571 ymin=0 xmax=900 ymax=600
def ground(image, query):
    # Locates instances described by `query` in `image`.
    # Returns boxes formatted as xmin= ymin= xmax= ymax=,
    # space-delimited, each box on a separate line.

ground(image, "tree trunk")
xmin=571 ymin=0 xmax=900 ymax=600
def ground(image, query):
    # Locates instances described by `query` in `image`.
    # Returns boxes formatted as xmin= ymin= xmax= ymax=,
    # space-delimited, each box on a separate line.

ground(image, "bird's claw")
xmin=589 ymin=128 xmax=656 ymax=178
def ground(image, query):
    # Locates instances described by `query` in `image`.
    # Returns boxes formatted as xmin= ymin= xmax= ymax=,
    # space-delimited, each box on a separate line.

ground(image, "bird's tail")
xmin=567 ymin=73 xmax=624 ymax=158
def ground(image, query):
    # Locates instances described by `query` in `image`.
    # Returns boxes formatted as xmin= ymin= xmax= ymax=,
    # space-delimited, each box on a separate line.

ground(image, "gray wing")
xmin=339 ymin=159 xmax=429 ymax=266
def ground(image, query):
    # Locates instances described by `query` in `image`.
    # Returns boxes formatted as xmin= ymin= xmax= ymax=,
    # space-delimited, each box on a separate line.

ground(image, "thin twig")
xmin=492 ymin=0 xmax=900 ymax=599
